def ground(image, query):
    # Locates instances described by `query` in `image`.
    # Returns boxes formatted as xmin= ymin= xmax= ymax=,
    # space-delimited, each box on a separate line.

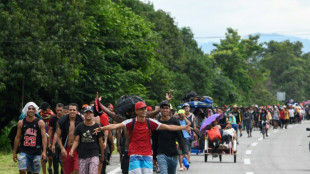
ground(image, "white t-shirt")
xmin=223 ymin=128 xmax=235 ymax=137
xmin=288 ymin=109 xmax=295 ymax=118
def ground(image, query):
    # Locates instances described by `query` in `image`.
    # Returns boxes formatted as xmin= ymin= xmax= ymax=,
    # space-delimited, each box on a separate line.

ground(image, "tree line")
xmin=1 ymin=0 xmax=310 ymax=133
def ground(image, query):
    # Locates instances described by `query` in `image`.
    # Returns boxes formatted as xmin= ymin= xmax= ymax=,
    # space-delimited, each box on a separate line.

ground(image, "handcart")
xmin=204 ymin=135 xmax=237 ymax=163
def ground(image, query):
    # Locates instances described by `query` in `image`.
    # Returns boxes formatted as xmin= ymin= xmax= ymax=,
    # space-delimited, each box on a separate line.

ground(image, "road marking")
xmin=246 ymin=150 xmax=252 ymax=154
xmin=273 ymin=130 xmax=278 ymax=133
xmin=251 ymin=142 xmax=258 ymax=147
xmin=258 ymin=137 xmax=263 ymax=141
xmin=246 ymin=172 xmax=254 ymax=174
xmin=107 ymin=167 xmax=121 ymax=174
xmin=288 ymin=125 xmax=293 ymax=128
xmin=244 ymin=158 xmax=251 ymax=165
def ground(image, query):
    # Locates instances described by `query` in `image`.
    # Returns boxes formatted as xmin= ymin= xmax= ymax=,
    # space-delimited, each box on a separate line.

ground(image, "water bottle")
xmin=182 ymin=157 xmax=190 ymax=169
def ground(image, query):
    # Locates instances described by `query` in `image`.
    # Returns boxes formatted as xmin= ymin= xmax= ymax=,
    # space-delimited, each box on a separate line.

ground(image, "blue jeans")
xmin=18 ymin=152 xmax=41 ymax=173
xmin=157 ymin=154 xmax=178 ymax=174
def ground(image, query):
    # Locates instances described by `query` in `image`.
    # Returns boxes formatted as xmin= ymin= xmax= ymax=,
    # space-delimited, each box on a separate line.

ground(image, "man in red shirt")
xmin=279 ymin=107 xmax=285 ymax=129
xmin=94 ymin=101 xmax=191 ymax=174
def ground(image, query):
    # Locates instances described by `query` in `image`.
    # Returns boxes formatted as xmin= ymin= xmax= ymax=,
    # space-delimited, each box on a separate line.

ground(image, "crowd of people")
xmin=11 ymin=91 xmax=310 ymax=174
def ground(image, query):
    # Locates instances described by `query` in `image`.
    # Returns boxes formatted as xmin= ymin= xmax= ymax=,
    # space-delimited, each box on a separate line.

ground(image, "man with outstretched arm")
xmin=94 ymin=101 xmax=191 ymax=174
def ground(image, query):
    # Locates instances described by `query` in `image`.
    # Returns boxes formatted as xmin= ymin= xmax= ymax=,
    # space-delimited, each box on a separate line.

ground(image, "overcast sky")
xmin=143 ymin=0 xmax=310 ymax=42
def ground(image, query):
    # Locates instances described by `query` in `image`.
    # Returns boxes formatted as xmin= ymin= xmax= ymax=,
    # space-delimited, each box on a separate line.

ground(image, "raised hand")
xmin=166 ymin=89 xmax=173 ymax=101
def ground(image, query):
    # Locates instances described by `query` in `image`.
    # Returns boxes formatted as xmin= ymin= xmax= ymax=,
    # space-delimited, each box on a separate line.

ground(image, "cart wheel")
xmin=234 ymin=155 xmax=237 ymax=163
xmin=205 ymin=154 xmax=208 ymax=162
xmin=219 ymin=155 xmax=222 ymax=162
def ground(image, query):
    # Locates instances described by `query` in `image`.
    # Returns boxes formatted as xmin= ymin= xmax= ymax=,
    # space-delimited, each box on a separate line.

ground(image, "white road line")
xmin=246 ymin=150 xmax=252 ymax=155
xmin=107 ymin=167 xmax=121 ymax=174
xmin=251 ymin=142 xmax=258 ymax=146
xmin=244 ymin=158 xmax=251 ymax=165
xmin=246 ymin=172 xmax=254 ymax=174
xmin=258 ymin=137 xmax=263 ymax=141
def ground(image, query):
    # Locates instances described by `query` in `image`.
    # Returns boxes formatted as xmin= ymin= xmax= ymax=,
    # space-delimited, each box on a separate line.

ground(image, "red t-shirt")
xmin=279 ymin=110 xmax=285 ymax=120
xmin=122 ymin=118 xmax=161 ymax=156
xmin=100 ymin=113 xmax=110 ymax=126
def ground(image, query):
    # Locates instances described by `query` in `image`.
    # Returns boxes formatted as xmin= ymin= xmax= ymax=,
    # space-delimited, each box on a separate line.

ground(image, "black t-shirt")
xmin=49 ymin=116 xmax=58 ymax=136
xmin=243 ymin=112 xmax=253 ymax=123
xmin=260 ymin=112 xmax=267 ymax=121
xmin=232 ymin=111 xmax=241 ymax=123
xmin=74 ymin=122 xmax=103 ymax=158
xmin=152 ymin=117 xmax=186 ymax=157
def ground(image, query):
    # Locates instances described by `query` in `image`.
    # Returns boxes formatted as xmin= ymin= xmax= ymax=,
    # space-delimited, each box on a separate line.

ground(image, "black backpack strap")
xmin=146 ymin=118 xmax=151 ymax=136
xmin=131 ymin=118 xmax=136 ymax=133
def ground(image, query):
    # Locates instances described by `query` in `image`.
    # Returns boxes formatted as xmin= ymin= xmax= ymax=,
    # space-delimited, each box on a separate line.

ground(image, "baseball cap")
xmin=135 ymin=101 xmax=147 ymax=110
xmin=160 ymin=100 xmax=170 ymax=108
xmin=84 ymin=106 xmax=94 ymax=113
xmin=178 ymin=109 xmax=185 ymax=114
xmin=147 ymin=106 xmax=153 ymax=111
xmin=182 ymin=103 xmax=190 ymax=108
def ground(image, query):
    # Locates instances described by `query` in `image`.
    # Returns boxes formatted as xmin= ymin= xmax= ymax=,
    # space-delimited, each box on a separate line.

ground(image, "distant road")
xmin=106 ymin=121 xmax=310 ymax=174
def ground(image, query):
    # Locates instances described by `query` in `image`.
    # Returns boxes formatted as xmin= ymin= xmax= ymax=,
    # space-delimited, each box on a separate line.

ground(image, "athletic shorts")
xmin=62 ymin=147 xmax=79 ymax=174
xmin=128 ymin=155 xmax=153 ymax=174
xmin=18 ymin=152 xmax=41 ymax=173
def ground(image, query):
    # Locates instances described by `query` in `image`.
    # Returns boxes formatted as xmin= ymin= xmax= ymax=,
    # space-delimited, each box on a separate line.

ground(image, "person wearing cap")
xmin=56 ymin=103 xmax=84 ymax=174
xmin=176 ymin=109 xmax=191 ymax=171
xmin=69 ymin=106 xmax=105 ymax=174
xmin=182 ymin=103 xmax=196 ymax=164
xmin=231 ymin=105 xmax=242 ymax=137
xmin=279 ymin=106 xmax=285 ymax=129
xmin=284 ymin=106 xmax=289 ymax=129
xmin=288 ymin=105 xmax=295 ymax=124
xmin=13 ymin=102 xmax=47 ymax=174
xmin=152 ymin=101 xmax=187 ymax=174
xmin=94 ymin=101 xmax=191 ymax=174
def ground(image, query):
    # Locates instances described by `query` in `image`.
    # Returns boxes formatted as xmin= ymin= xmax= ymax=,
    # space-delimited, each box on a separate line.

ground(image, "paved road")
xmin=106 ymin=121 xmax=310 ymax=174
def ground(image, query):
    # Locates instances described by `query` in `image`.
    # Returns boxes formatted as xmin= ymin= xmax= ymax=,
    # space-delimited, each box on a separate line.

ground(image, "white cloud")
xmin=145 ymin=0 xmax=310 ymax=40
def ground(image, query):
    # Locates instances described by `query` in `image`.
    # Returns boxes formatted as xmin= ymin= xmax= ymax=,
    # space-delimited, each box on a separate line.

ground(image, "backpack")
xmin=116 ymin=96 xmax=144 ymax=119
xmin=8 ymin=125 xmax=18 ymax=150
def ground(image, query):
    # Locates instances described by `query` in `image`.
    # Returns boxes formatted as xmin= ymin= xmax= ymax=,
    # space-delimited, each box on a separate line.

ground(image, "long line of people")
xmin=11 ymin=92 xmax=310 ymax=174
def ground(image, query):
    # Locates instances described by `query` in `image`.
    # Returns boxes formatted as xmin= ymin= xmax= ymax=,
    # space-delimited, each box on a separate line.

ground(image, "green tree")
xmin=261 ymin=40 xmax=309 ymax=101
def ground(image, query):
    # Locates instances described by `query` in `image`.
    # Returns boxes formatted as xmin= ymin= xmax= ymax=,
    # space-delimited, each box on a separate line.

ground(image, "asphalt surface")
xmin=106 ymin=120 xmax=310 ymax=174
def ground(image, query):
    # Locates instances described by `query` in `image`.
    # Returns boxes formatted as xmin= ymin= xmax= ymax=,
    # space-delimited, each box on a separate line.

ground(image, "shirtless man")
xmin=56 ymin=103 xmax=84 ymax=174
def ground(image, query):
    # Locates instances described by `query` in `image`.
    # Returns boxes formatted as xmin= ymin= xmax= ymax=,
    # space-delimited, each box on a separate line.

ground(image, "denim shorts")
xmin=18 ymin=152 xmax=41 ymax=173
xmin=177 ymin=138 xmax=190 ymax=155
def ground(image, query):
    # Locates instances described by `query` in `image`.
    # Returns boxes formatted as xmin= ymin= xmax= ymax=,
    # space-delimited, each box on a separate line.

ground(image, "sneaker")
xmin=240 ymin=133 xmax=242 ymax=137
xmin=48 ymin=168 xmax=53 ymax=174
